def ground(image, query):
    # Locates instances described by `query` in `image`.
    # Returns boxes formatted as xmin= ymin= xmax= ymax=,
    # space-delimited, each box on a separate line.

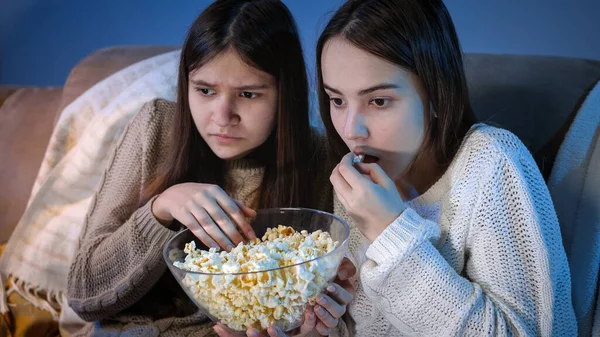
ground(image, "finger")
xmin=210 ymin=186 xmax=255 ymax=243
xmin=332 ymin=188 xmax=351 ymax=218
xmin=337 ymin=257 xmax=356 ymax=280
xmin=330 ymin=164 xmax=351 ymax=196
xmin=325 ymin=282 xmax=354 ymax=306
xmin=316 ymin=292 xmax=346 ymax=318
xmin=246 ymin=328 xmax=269 ymax=337
xmin=234 ymin=200 xmax=258 ymax=218
xmin=355 ymin=162 xmax=393 ymax=188
xmin=214 ymin=323 xmax=244 ymax=337
xmin=188 ymin=202 xmax=235 ymax=250
xmin=213 ymin=325 xmax=226 ymax=337
xmin=314 ymin=303 xmax=339 ymax=328
xmin=266 ymin=326 xmax=288 ymax=337
xmin=355 ymin=165 xmax=375 ymax=181
xmin=334 ymin=277 xmax=355 ymax=298
xmin=195 ymin=191 xmax=243 ymax=246
xmin=315 ymin=320 xmax=331 ymax=336
xmin=174 ymin=209 xmax=219 ymax=249
xmin=338 ymin=153 xmax=367 ymax=188
xmin=298 ymin=306 xmax=317 ymax=335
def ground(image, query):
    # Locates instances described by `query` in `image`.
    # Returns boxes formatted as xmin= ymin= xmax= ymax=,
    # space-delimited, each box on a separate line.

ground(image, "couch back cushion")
xmin=463 ymin=53 xmax=600 ymax=179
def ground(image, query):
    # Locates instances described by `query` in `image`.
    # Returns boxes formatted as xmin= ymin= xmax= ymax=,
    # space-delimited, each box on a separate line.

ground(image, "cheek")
xmin=244 ymin=101 xmax=277 ymax=138
xmin=188 ymin=95 xmax=210 ymax=130
xmin=331 ymin=111 xmax=346 ymax=138
xmin=379 ymin=101 xmax=426 ymax=153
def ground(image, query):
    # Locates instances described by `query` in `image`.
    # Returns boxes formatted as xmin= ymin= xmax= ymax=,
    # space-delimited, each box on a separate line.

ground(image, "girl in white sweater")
xmin=316 ymin=0 xmax=578 ymax=336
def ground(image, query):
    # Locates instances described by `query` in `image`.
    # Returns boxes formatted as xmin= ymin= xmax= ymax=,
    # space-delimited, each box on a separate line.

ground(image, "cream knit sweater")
xmin=333 ymin=125 xmax=577 ymax=336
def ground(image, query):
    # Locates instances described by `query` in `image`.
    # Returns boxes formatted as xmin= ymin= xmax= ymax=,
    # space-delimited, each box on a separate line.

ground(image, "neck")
xmin=395 ymin=149 xmax=444 ymax=200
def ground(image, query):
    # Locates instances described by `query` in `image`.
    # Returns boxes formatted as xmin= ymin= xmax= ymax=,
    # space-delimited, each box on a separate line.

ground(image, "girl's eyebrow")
xmin=357 ymin=83 xmax=400 ymax=95
xmin=190 ymin=79 xmax=269 ymax=90
xmin=324 ymin=83 xmax=400 ymax=96
xmin=323 ymin=84 xmax=342 ymax=95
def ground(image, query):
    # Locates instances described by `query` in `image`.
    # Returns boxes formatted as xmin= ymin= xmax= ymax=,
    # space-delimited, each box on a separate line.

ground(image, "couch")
xmin=1 ymin=47 xmax=599 ymax=244
xmin=0 ymin=46 xmax=599 ymax=335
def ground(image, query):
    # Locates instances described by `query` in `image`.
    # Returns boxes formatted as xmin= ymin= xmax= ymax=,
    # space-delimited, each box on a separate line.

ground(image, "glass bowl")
xmin=163 ymin=207 xmax=350 ymax=333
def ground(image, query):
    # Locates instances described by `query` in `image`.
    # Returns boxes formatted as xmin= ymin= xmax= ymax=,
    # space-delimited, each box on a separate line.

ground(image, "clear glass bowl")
xmin=163 ymin=208 xmax=350 ymax=333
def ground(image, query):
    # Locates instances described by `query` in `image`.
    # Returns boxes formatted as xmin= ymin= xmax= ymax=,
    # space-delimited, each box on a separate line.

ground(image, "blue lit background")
xmin=1 ymin=0 xmax=599 ymax=86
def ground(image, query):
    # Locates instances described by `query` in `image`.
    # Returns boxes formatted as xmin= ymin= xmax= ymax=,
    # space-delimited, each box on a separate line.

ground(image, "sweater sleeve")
xmin=67 ymin=101 xmax=178 ymax=321
xmin=360 ymin=145 xmax=577 ymax=336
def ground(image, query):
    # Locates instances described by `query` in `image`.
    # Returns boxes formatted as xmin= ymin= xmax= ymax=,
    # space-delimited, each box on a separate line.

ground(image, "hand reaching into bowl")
xmin=213 ymin=258 xmax=356 ymax=337
xmin=152 ymin=182 xmax=257 ymax=250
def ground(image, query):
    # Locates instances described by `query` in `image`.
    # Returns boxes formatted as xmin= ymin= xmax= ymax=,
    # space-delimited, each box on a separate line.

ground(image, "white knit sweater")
xmin=333 ymin=124 xmax=577 ymax=336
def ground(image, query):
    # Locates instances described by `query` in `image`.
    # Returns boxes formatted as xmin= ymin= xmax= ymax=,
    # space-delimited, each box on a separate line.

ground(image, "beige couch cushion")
xmin=0 ymin=88 xmax=63 ymax=243
xmin=56 ymin=45 xmax=179 ymax=115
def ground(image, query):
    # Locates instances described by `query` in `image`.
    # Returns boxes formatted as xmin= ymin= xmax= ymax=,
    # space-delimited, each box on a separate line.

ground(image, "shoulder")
xmin=115 ymin=99 xmax=177 ymax=171
xmin=124 ymin=99 xmax=177 ymax=152
xmin=455 ymin=123 xmax=535 ymax=172
xmin=133 ymin=98 xmax=177 ymax=132
xmin=440 ymin=123 xmax=547 ymax=201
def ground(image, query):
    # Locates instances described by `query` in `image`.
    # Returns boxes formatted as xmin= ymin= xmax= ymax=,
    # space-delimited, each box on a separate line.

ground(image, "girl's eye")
xmin=197 ymin=88 xmax=216 ymax=96
xmin=371 ymin=98 xmax=390 ymax=107
xmin=330 ymin=98 xmax=345 ymax=107
xmin=241 ymin=92 xmax=258 ymax=99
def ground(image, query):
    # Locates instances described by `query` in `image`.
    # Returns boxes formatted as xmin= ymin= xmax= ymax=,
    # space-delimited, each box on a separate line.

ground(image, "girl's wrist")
xmin=151 ymin=194 xmax=174 ymax=226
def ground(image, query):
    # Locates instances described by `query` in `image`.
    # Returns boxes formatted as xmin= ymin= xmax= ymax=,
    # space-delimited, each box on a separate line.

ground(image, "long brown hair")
xmin=317 ymin=0 xmax=476 ymax=168
xmin=140 ymin=0 xmax=319 ymax=210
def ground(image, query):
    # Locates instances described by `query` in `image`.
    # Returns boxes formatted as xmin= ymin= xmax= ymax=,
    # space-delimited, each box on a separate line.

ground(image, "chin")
xmin=213 ymin=148 xmax=252 ymax=161
xmin=215 ymin=152 xmax=244 ymax=160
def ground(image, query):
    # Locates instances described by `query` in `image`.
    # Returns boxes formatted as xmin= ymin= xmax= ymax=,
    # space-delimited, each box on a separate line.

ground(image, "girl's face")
xmin=189 ymin=50 xmax=278 ymax=160
xmin=321 ymin=37 xmax=430 ymax=183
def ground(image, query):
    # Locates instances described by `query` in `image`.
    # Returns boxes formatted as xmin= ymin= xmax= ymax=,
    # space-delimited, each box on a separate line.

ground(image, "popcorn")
xmin=353 ymin=154 xmax=365 ymax=165
xmin=173 ymin=225 xmax=339 ymax=331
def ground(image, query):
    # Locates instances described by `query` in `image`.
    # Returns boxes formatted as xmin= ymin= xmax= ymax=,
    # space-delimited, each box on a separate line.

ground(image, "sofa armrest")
xmin=0 ymin=87 xmax=19 ymax=108
xmin=0 ymin=87 xmax=63 ymax=243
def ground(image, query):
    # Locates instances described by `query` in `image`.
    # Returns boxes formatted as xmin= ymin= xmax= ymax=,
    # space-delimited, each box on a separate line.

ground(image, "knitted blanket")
xmin=0 ymin=50 xmax=180 ymax=329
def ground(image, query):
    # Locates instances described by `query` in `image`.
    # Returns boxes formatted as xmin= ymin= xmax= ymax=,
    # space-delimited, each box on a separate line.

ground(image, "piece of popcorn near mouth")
xmin=353 ymin=154 xmax=365 ymax=165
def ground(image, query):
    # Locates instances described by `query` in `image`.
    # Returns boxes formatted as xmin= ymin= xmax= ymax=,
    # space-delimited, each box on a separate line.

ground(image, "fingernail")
xmin=226 ymin=244 xmax=233 ymax=251
xmin=213 ymin=325 xmax=222 ymax=334
xmin=308 ymin=311 xmax=315 ymax=320
xmin=338 ymin=270 xmax=348 ymax=279
xmin=248 ymin=330 xmax=259 ymax=337
xmin=327 ymin=284 xmax=336 ymax=293
xmin=316 ymin=306 xmax=325 ymax=314
xmin=248 ymin=231 xmax=257 ymax=240
xmin=317 ymin=294 xmax=326 ymax=303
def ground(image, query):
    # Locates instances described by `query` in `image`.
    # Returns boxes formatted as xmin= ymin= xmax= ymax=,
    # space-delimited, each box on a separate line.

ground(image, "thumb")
xmin=234 ymin=200 xmax=257 ymax=217
xmin=337 ymin=257 xmax=357 ymax=280
xmin=246 ymin=328 xmax=269 ymax=337
xmin=356 ymin=163 xmax=392 ymax=188
xmin=297 ymin=306 xmax=316 ymax=336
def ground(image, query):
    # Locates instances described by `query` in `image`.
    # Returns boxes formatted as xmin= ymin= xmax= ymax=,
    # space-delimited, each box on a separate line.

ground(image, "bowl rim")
xmin=162 ymin=207 xmax=350 ymax=276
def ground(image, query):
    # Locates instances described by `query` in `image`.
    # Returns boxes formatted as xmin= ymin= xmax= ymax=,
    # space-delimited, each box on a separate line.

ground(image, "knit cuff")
xmin=366 ymin=208 xmax=440 ymax=265
xmin=135 ymin=195 xmax=179 ymax=245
